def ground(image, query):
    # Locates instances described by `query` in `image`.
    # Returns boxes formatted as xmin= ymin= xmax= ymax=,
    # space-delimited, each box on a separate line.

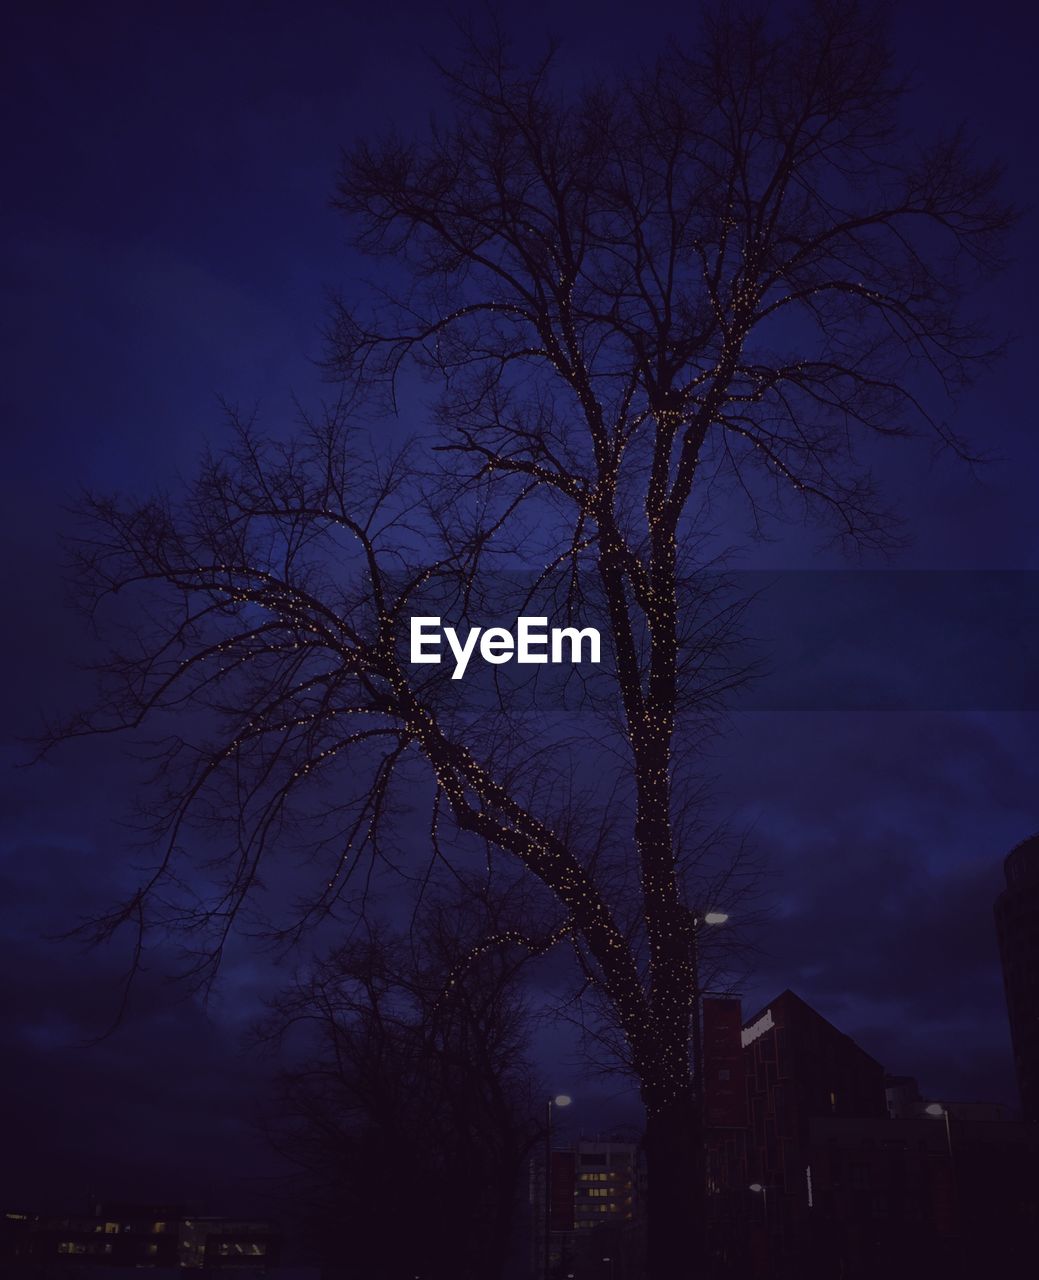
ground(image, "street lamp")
xmin=690 ymin=909 xmax=730 ymax=1134
xmin=685 ymin=907 xmax=733 ymax=1245
xmin=691 ymin=910 xmax=730 ymax=928
xmin=924 ymin=1102 xmax=954 ymax=1157
xmin=924 ymin=1102 xmax=957 ymax=1225
xmin=602 ymin=1255 xmax=616 ymax=1280
xmin=544 ymin=1094 xmax=572 ymax=1280
xmin=749 ymin=1182 xmax=769 ymax=1224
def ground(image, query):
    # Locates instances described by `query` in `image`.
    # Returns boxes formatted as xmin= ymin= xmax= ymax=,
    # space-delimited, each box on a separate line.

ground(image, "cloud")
xmin=717 ymin=709 xmax=1033 ymax=1104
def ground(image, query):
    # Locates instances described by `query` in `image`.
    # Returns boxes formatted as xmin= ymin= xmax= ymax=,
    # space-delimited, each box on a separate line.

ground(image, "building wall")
xmin=742 ymin=991 xmax=887 ymax=1195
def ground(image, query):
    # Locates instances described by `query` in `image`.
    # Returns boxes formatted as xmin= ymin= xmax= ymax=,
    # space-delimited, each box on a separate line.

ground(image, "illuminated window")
xmin=152 ymin=1222 xmax=167 ymax=1234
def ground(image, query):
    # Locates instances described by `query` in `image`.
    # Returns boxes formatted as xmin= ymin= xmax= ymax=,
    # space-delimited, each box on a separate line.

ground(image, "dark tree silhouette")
xmin=48 ymin=3 xmax=1012 ymax=1275
xmin=257 ymin=887 xmax=539 ymax=1280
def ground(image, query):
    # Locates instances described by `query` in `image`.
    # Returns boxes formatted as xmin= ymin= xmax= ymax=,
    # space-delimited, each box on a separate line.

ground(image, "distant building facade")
xmin=994 ymin=831 xmax=1039 ymax=1121
xmin=0 ymin=1203 xmax=279 ymax=1274
xmin=533 ymin=1138 xmax=645 ymax=1279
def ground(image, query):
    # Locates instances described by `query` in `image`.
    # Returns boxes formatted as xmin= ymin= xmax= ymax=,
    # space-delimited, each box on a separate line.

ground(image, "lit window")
xmin=217 ymin=1241 xmax=266 ymax=1256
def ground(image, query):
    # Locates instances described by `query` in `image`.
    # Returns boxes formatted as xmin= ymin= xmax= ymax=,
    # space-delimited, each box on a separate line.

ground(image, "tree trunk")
xmin=643 ymin=1090 xmax=704 ymax=1280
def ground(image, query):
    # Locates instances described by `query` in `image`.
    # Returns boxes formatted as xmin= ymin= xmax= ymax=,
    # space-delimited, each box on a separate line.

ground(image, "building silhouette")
xmin=994 ymin=831 xmax=1039 ymax=1122
xmin=735 ymin=991 xmax=888 ymax=1275
xmin=698 ymin=990 xmax=1039 ymax=1279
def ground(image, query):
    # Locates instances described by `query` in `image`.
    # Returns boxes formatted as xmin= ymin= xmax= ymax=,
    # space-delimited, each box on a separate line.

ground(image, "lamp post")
xmin=689 ymin=910 xmax=730 ymax=1122
xmin=685 ymin=910 xmax=730 ymax=1266
xmin=924 ymin=1102 xmax=954 ymax=1159
xmin=749 ymin=1182 xmax=769 ymax=1223
xmin=544 ymin=1094 xmax=572 ymax=1280
xmin=925 ymin=1101 xmax=957 ymax=1225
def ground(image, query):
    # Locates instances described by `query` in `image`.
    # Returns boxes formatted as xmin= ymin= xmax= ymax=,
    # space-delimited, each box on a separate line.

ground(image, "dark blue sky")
xmin=1 ymin=0 xmax=1037 ymax=1216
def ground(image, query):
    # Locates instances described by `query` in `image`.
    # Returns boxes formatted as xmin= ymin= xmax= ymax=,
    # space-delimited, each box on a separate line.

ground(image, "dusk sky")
xmin=2 ymin=0 xmax=1037 ymax=1220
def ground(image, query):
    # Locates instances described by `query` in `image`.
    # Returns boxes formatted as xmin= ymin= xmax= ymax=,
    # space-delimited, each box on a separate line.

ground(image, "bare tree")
xmin=48 ymin=3 xmax=1012 ymax=1275
xmin=257 ymin=885 xmax=540 ymax=1280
